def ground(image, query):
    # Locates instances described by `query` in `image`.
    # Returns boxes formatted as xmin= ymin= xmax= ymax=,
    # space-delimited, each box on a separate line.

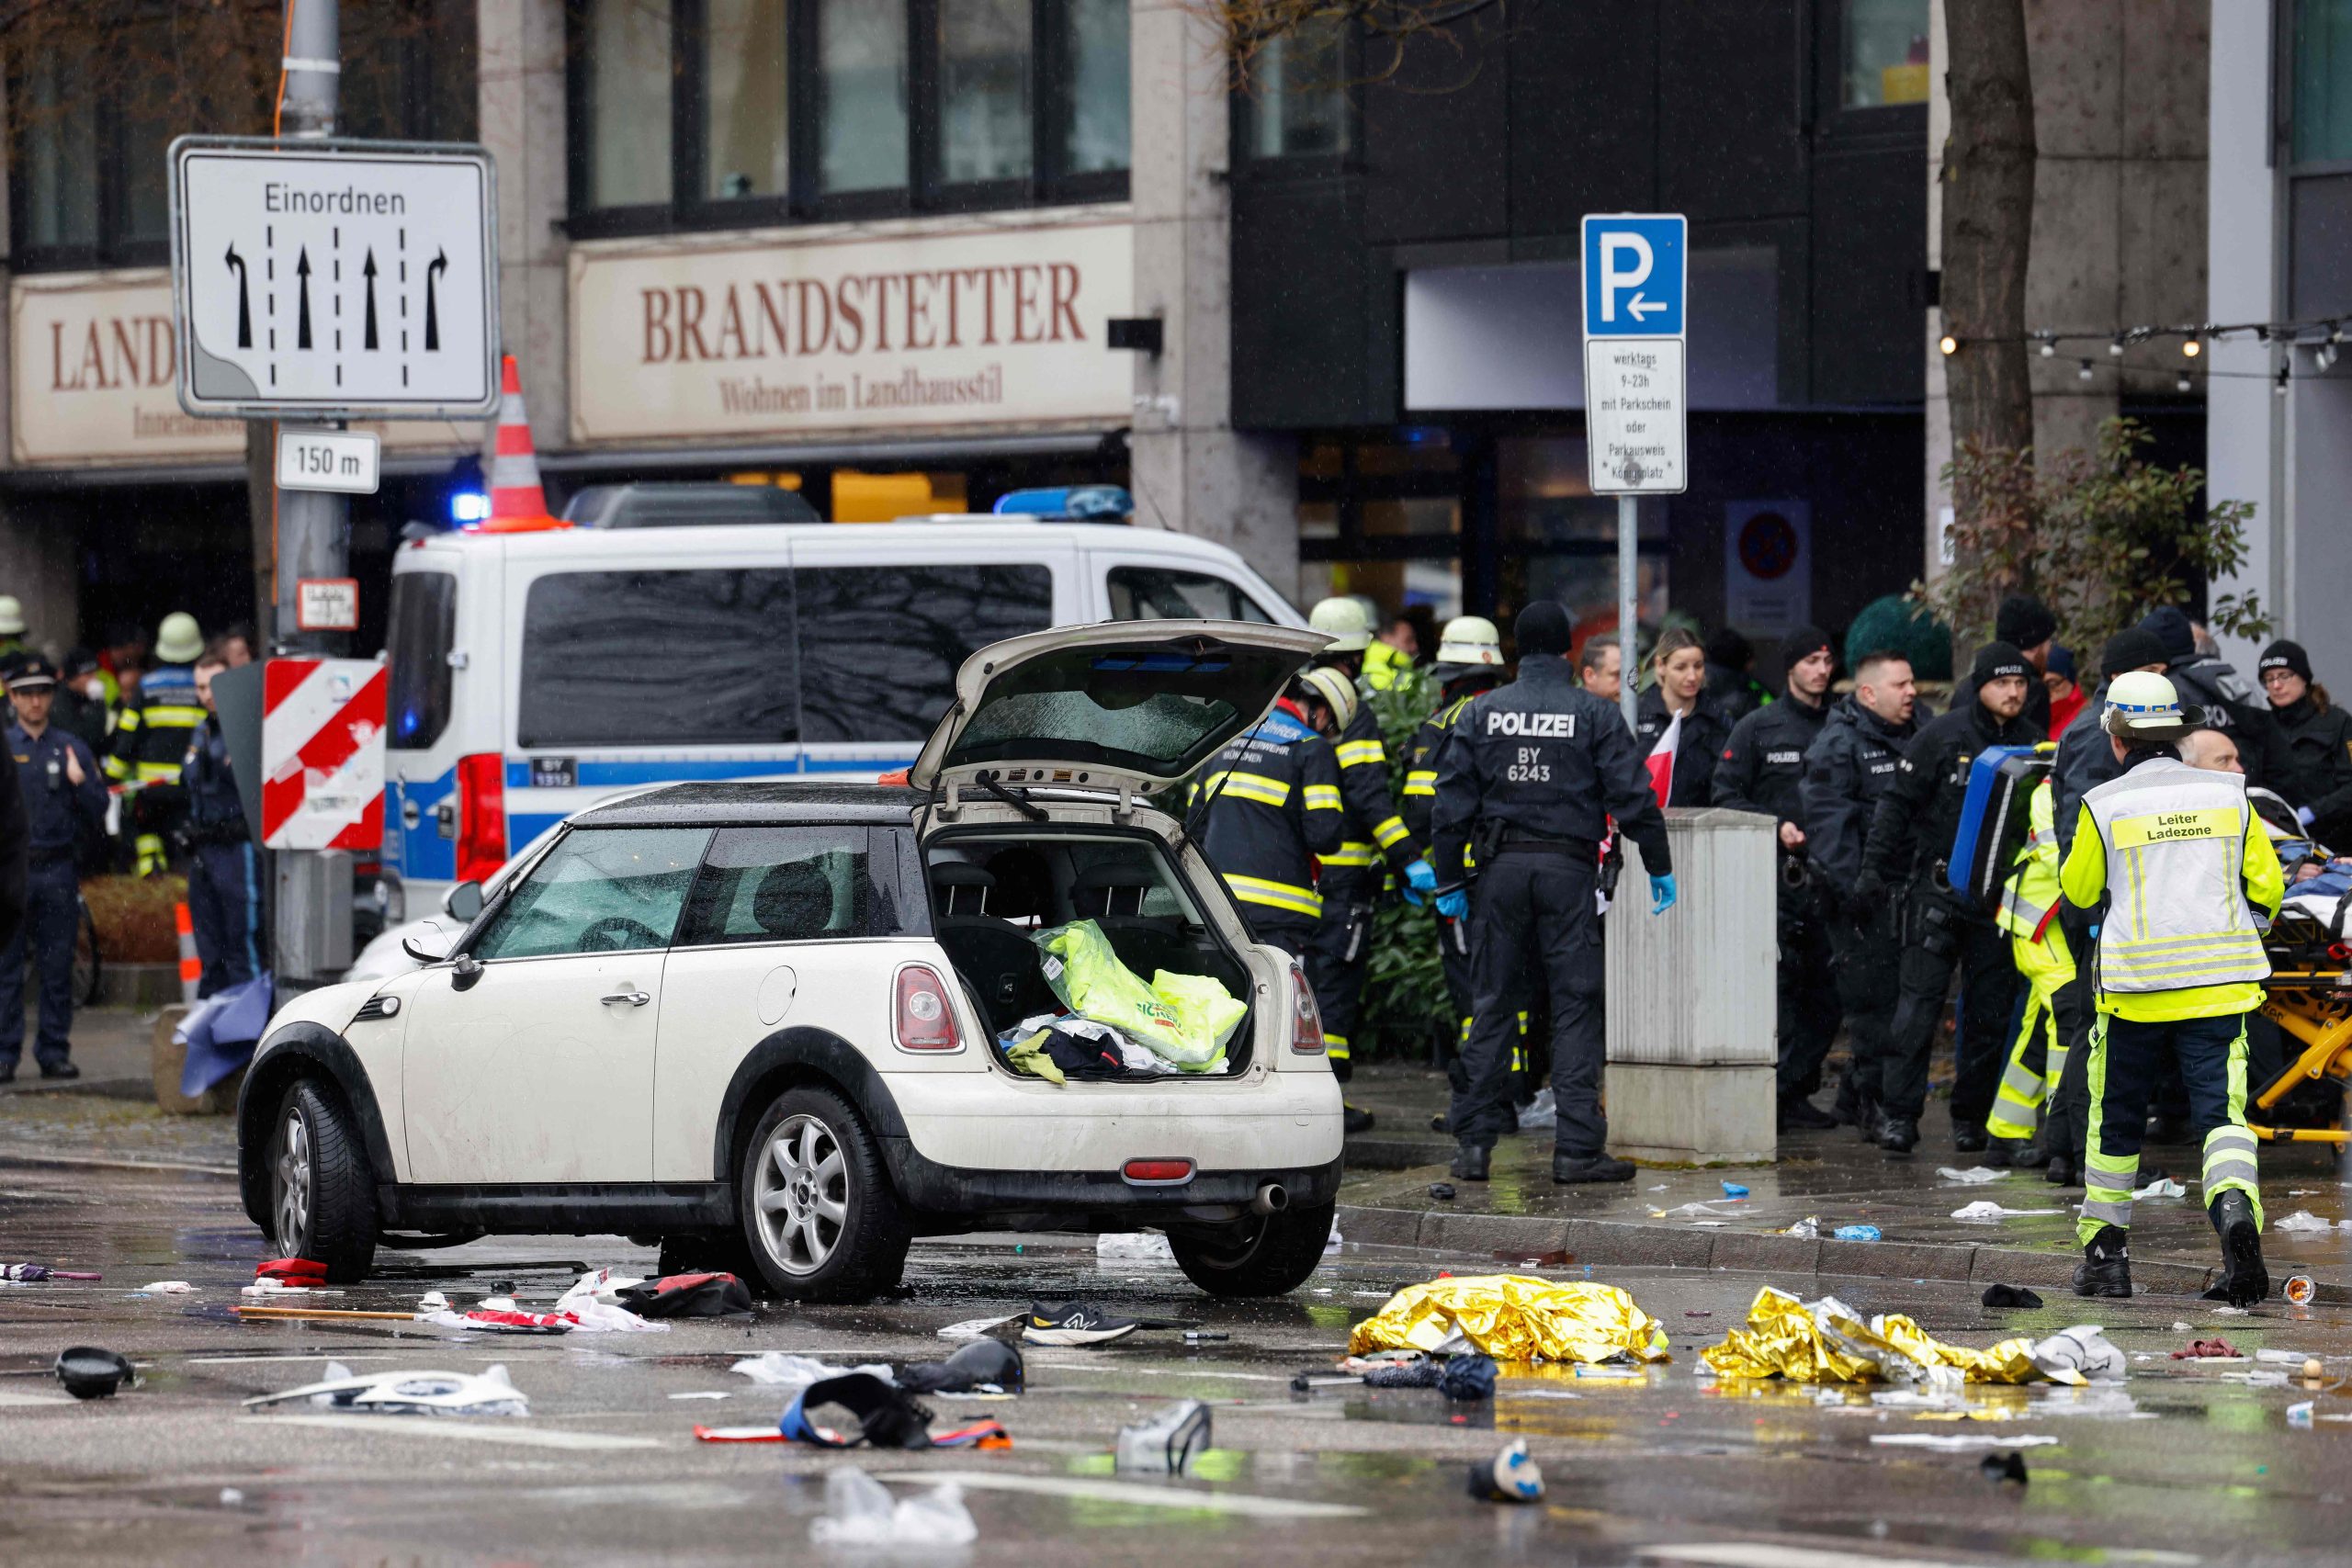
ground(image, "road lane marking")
xmin=873 ymin=1471 xmax=1365 ymax=1518
xmin=261 ymin=1415 xmax=662 ymax=1450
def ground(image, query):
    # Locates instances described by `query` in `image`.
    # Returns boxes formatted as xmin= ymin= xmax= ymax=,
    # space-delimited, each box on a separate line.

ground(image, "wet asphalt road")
xmin=6 ymin=1155 xmax=2352 ymax=1568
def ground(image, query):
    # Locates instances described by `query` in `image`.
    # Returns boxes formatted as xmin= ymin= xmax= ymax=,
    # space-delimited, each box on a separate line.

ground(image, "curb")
xmin=0 ymin=1149 xmax=238 ymax=1179
xmin=1333 ymin=1202 xmax=2352 ymax=1306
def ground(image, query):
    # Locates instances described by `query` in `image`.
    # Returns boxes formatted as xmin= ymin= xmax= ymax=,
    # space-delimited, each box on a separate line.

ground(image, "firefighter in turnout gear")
xmin=107 ymin=611 xmax=206 ymax=875
xmin=2059 ymin=671 xmax=2282 ymax=1305
xmin=1304 ymin=598 xmax=1436 ymax=1119
xmin=1430 ymin=602 xmax=1675 ymax=1185
xmin=1402 ymin=616 xmax=1510 ymax=1079
xmin=1982 ymin=763 xmax=2085 ymax=1167
xmin=1190 ymin=665 xmax=1351 ymax=1008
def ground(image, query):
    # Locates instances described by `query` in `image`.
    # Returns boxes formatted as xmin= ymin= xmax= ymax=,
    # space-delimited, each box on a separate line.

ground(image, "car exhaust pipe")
xmin=1251 ymin=1182 xmax=1287 ymax=1215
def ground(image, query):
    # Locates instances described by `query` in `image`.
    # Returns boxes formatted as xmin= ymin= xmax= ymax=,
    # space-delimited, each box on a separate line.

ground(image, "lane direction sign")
xmin=169 ymin=137 xmax=499 ymax=420
xmin=1581 ymin=213 xmax=1687 ymax=495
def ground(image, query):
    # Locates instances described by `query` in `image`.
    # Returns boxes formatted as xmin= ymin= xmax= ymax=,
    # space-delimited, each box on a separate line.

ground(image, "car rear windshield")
xmin=386 ymin=570 xmax=457 ymax=750
xmin=942 ymin=642 xmax=1301 ymax=778
xmin=515 ymin=563 xmax=1052 ymax=750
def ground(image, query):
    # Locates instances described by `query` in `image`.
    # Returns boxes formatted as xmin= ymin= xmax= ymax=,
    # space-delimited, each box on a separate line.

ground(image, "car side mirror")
xmin=444 ymin=880 xmax=484 ymax=922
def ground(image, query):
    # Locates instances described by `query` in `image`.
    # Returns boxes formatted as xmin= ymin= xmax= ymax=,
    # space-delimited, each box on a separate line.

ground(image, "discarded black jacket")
xmin=1430 ymin=654 xmax=1670 ymax=886
xmin=2272 ymin=694 xmax=2352 ymax=842
xmin=1712 ymin=689 xmax=1831 ymax=830
xmin=1860 ymin=698 xmax=2040 ymax=888
xmin=1801 ymin=695 xmax=1916 ymax=892
xmin=1634 ymin=688 xmax=1733 ymax=808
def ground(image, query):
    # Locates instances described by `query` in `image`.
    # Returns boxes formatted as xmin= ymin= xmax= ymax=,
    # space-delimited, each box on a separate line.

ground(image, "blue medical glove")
xmin=1649 ymin=873 xmax=1678 ymax=916
xmin=1401 ymin=859 xmax=1437 ymax=907
xmin=1436 ymin=888 xmax=1469 ymax=921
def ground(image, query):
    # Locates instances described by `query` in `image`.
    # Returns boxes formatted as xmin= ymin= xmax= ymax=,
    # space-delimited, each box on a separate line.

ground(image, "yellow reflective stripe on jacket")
xmin=1402 ymin=768 xmax=1438 ymax=798
xmin=139 ymin=705 xmax=206 ymax=728
xmin=115 ymin=709 xmax=143 ymax=733
xmin=1304 ymin=784 xmax=1342 ymax=812
xmin=1201 ymin=770 xmax=1290 ymax=807
xmin=1222 ymin=873 xmax=1323 ymax=918
xmin=1996 ymin=780 xmax=2064 ymax=938
xmin=134 ymin=761 xmax=183 ymax=782
xmin=1373 ymin=814 xmax=1411 ymax=850
xmin=1334 ymin=739 xmax=1385 ymax=768
xmin=1322 ymin=844 xmax=1379 ymax=867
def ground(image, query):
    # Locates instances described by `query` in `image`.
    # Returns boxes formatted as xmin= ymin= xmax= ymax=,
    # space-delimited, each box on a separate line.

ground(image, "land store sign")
xmin=570 ymin=214 xmax=1133 ymax=445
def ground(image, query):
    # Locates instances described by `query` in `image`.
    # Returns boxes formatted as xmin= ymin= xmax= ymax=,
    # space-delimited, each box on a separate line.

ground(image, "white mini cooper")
xmin=237 ymin=622 xmax=1344 ymax=1302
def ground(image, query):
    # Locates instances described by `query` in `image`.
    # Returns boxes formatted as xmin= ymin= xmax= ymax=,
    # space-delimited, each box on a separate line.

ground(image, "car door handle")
xmin=601 ymin=989 xmax=651 ymax=1008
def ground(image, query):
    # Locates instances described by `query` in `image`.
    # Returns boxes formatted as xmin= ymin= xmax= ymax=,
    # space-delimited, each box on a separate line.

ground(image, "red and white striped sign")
xmin=262 ymin=658 xmax=387 ymax=851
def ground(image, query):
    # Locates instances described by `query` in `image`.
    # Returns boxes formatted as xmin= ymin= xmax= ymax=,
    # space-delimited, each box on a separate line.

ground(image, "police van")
xmin=378 ymin=485 xmax=1300 ymax=919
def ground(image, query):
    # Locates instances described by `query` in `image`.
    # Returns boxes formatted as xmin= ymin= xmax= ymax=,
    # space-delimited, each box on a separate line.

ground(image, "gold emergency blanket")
xmin=1700 ymin=1286 xmax=2041 ymax=1384
xmin=1346 ymin=1275 xmax=1670 ymax=1364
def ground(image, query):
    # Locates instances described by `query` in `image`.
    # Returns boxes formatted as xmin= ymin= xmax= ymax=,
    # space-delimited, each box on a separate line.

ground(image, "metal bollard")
xmin=174 ymin=901 xmax=200 ymax=1005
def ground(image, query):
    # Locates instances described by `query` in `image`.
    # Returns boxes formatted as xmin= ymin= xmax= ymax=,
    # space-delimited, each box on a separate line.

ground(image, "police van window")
xmin=674 ymin=826 xmax=905 ymax=946
xmin=795 ymin=564 xmax=1053 ymax=743
xmin=470 ymin=827 xmax=713 ymax=960
xmin=518 ymin=569 xmax=798 ymax=748
xmin=1106 ymin=566 xmax=1274 ymax=624
xmin=386 ymin=571 xmax=457 ymax=751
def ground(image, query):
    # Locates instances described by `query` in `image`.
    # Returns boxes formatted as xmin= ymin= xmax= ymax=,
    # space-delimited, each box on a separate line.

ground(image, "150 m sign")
xmin=276 ymin=428 xmax=380 ymax=494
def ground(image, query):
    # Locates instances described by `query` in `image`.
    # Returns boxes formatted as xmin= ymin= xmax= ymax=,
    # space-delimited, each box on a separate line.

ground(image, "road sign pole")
xmin=1618 ymin=494 xmax=1639 ymax=735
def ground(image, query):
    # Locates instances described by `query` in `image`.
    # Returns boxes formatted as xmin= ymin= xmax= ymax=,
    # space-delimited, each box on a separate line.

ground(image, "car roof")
xmin=399 ymin=520 xmax=1255 ymax=562
xmin=571 ymin=781 xmax=922 ymax=828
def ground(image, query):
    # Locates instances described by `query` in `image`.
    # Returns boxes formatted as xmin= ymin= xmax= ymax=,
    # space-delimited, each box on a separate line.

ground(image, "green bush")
xmin=1355 ymin=665 xmax=1452 ymax=1062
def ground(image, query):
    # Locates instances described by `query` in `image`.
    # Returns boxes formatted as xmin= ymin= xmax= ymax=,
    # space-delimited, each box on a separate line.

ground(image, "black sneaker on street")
xmin=2073 ymin=1224 xmax=2132 ymax=1298
xmin=2043 ymin=1153 xmax=2078 ymax=1187
xmin=1553 ymin=1152 xmax=1635 ymax=1184
xmin=1343 ymin=1104 xmax=1376 ymax=1135
xmin=1449 ymin=1144 xmax=1491 ymax=1182
xmin=2200 ymin=1190 xmax=2269 ymax=1307
xmin=1983 ymin=1138 xmax=2018 ymax=1168
xmin=1951 ymin=1124 xmax=1988 ymax=1154
xmin=1856 ymin=1101 xmax=1884 ymax=1144
xmin=1778 ymin=1096 xmax=1838 ymax=1132
xmin=1877 ymin=1117 xmax=1920 ymax=1154
xmin=37 ymin=1061 xmax=78 ymax=1081
xmin=1023 ymin=1303 xmax=1141 ymax=1347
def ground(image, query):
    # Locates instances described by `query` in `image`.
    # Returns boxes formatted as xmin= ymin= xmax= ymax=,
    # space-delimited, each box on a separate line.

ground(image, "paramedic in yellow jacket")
xmin=1984 ymin=762 xmax=2082 ymax=1167
xmin=2059 ymin=671 xmax=2284 ymax=1305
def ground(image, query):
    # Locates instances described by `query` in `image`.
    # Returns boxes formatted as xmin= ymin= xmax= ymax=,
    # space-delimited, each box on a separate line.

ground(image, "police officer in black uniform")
xmin=184 ymin=653 xmax=264 ymax=996
xmin=1802 ymin=649 xmax=1919 ymax=1134
xmin=1713 ymin=625 xmax=1839 ymax=1129
xmin=1430 ymin=602 xmax=1676 ymax=1184
xmin=1858 ymin=641 xmax=2040 ymax=1154
xmin=0 ymin=658 xmax=103 ymax=1081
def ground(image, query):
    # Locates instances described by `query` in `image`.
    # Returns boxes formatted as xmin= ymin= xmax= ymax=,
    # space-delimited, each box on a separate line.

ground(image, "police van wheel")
xmin=270 ymin=1079 xmax=379 ymax=1283
xmin=737 ymin=1087 xmax=909 ymax=1303
xmin=1169 ymin=1201 xmax=1335 ymax=1297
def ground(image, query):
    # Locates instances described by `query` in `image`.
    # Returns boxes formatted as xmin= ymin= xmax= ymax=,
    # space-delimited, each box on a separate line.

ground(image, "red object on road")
xmin=255 ymin=1257 xmax=330 ymax=1282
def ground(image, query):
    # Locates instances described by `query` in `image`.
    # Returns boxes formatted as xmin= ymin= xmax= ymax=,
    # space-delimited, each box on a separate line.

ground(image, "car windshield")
xmin=471 ymin=827 xmax=713 ymax=959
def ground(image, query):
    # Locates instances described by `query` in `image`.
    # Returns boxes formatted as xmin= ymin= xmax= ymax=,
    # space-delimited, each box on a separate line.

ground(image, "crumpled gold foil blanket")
xmin=1346 ymin=1275 xmax=1670 ymax=1363
xmin=1701 ymin=1286 xmax=2042 ymax=1384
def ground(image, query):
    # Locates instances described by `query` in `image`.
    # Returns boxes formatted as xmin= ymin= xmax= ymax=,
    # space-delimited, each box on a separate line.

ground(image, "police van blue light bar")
xmin=991 ymin=485 xmax=1134 ymax=521
xmin=450 ymin=491 xmax=492 ymax=524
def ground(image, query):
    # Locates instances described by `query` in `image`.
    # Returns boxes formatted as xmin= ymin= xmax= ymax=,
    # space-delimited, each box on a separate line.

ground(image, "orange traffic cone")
xmin=479 ymin=355 xmax=566 ymax=533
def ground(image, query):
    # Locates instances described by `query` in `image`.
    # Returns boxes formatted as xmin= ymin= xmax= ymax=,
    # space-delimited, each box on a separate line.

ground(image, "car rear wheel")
xmin=1168 ymin=1200 xmax=1335 ymax=1297
xmin=737 ymin=1086 xmax=908 ymax=1303
xmin=270 ymin=1079 xmax=379 ymax=1282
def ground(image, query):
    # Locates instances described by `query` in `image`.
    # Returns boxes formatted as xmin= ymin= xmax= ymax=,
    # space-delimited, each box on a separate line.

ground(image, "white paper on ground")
xmin=1952 ymin=1201 xmax=2064 ymax=1220
xmin=1871 ymin=1433 xmax=2060 ymax=1450
xmin=938 ymin=1313 xmax=1021 ymax=1340
xmin=2132 ymin=1178 xmax=2188 ymax=1200
xmin=2271 ymin=1210 xmax=2340 ymax=1235
xmin=729 ymin=1352 xmax=894 ymax=1389
xmin=1937 ymin=1167 xmax=2007 ymax=1184
xmin=1096 ymin=1233 xmax=1177 ymax=1263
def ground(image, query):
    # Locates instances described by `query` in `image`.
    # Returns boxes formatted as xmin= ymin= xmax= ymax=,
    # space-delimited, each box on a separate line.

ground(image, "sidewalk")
xmin=0 ymin=1005 xmax=156 ymax=1100
xmin=1340 ymin=1063 xmax=2352 ymax=1302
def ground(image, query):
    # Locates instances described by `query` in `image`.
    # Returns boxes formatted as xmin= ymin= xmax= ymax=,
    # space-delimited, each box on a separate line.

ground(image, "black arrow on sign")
xmin=223 ymin=243 xmax=252 ymax=349
xmin=295 ymin=246 xmax=313 ymax=351
xmin=424 ymin=248 xmax=447 ymax=352
xmin=362 ymin=248 xmax=380 ymax=350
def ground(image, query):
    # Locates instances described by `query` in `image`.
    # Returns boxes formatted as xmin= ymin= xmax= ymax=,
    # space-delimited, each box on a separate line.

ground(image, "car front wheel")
xmin=269 ymin=1079 xmax=379 ymax=1281
xmin=737 ymin=1086 xmax=908 ymax=1303
xmin=1168 ymin=1200 xmax=1335 ymax=1297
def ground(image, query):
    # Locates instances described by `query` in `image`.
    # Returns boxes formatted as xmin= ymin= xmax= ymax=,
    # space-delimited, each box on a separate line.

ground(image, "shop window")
xmin=705 ymin=0 xmax=790 ymax=200
xmin=1839 ymin=0 xmax=1930 ymax=109
xmin=17 ymin=34 xmax=96 ymax=252
xmin=941 ymin=0 xmax=1033 ymax=186
xmin=818 ymin=0 xmax=910 ymax=194
xmin=2297 ymin=0 xmax=2352 ymax=163
xmin=1247 ymin=18 xmax=1350 ymax=159
xmin=1060 ymin=0 xmax=1129 ymax=175
xmin=585 ymin=0 xmax=675 ymax=208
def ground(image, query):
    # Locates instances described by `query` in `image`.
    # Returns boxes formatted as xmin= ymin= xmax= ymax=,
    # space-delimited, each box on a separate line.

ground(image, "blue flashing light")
xmin=992 ymin=485 xmax=1134 ymax=520
xmin=450 ymin=491 xmax=492 ymax=524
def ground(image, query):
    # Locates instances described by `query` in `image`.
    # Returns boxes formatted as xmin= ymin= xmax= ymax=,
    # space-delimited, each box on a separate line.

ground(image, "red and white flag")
xmin=1644 ymin=709 xmax=1681 ymax=807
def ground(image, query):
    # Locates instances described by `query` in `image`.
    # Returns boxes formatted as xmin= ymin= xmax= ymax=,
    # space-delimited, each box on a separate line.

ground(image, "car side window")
xmin=674 ymin=826 xmax=907 ymax=946
xmin=1106 ymin=565 xmax=1274 ymax=624
xmin=469 ymin=827 xmax=713 ymax=960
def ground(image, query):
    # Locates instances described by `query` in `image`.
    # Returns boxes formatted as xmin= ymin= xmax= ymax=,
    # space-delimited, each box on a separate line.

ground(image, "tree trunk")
xmin=1941 ymin=0 xmax=2037 ymax=502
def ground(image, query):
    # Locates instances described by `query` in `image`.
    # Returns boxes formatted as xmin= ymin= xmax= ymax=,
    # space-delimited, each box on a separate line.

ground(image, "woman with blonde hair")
xmin=1634 ymin=626 xmax=1732 ymax=807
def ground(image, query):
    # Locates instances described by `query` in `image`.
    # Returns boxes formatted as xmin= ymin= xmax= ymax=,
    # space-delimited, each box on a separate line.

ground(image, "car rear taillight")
xmin=894 ymin=964 xmax=962 ymax=1051
xmin=454 ymin=752 xmax=506 ymax=885
xmin=1291 ymin=964 xmax=1326 ymax=1054
xmin=1123 ymin=1159 xmax=1194 ymax=1185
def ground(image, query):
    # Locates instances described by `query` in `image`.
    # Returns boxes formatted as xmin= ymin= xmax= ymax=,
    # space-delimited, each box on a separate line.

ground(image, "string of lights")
xmin=1935 ymin=314 xmax=2346 ymax=395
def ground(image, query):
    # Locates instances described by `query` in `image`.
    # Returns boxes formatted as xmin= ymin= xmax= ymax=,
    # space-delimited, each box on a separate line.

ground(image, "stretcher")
xmin=2251 ymin=827 xmax=2352 ymax=1146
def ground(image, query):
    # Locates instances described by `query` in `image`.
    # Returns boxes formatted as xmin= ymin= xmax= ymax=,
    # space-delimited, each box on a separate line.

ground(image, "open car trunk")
xmin=922 ymin=826 xmax=1256 ymax=1079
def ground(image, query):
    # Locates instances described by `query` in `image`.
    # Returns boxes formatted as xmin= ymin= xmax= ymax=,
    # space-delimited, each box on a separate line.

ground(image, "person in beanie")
xmin=1702 ymin=626 xmax=1771 ymax=724
xmin=1713 ymin=625 xmax=1841 ymax=1129
xmin=2043 ymin=645 xmax=2086 ymax=736
xmin=1855 ymin=641 xmax=2040 ymax=1153
xmin=1951 ymin=595 xmax=2057 ymax=738
xmin=2257 ymin=638 xmax=2352 ymax=847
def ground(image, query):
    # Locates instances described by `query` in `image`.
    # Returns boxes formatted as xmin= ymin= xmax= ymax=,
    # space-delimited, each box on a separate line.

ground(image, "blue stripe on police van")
xmin=507 ymin=811 xmax=565 ymax=848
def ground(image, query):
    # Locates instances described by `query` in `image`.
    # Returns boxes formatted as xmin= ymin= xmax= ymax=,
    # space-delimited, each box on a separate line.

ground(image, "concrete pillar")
xmin=1127 ymin=0 xmax=1298 ymax=594
xmin=0 ymin=64 xmax=79 ymax=651
xmin=1604 ymin=810 xmax=1778 ymax=1165
xmin=479 ymin=0 xmax=569 ymax=453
